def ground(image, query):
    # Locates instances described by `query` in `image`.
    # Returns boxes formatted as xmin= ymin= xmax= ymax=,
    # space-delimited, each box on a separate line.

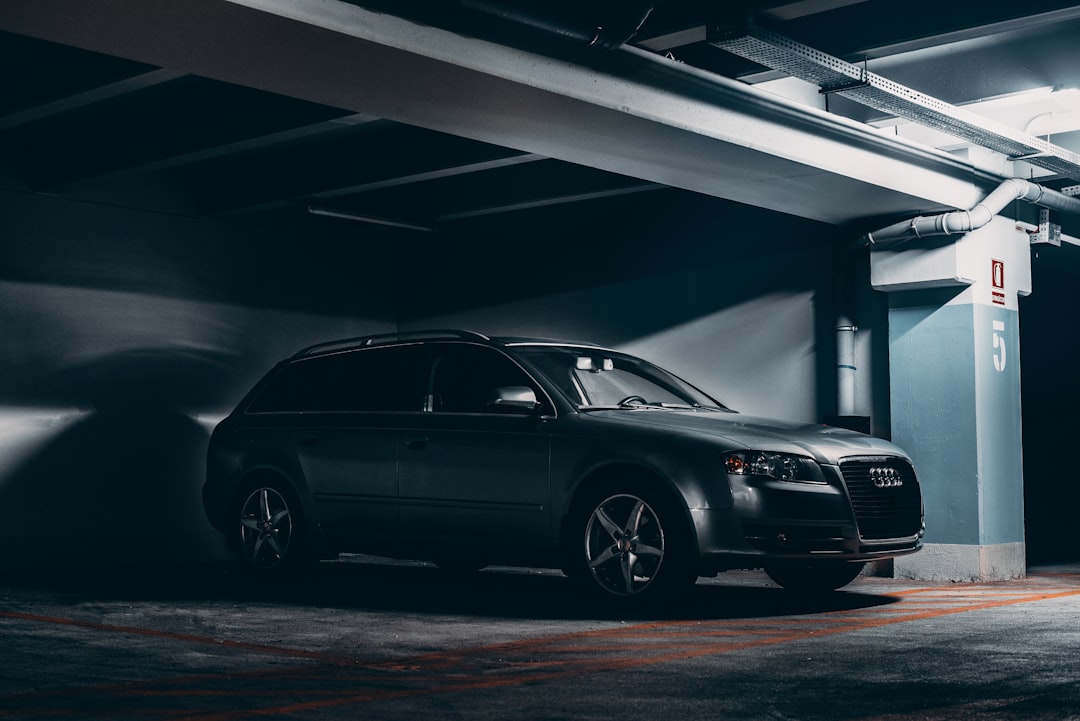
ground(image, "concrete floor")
xmin=1 ymin=556 xmax=1079 ymax=721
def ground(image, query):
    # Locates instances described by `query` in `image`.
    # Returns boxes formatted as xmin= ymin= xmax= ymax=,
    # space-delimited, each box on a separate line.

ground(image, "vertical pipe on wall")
xmin=836 ymin=317 xmax=857 ymax=416
xmin=834 ymin=246 xmax=859 ymax=419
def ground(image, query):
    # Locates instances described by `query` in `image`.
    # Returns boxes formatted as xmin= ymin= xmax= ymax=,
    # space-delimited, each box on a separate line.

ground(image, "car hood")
xmin=581 ymin=408 xmax=907 ymax=465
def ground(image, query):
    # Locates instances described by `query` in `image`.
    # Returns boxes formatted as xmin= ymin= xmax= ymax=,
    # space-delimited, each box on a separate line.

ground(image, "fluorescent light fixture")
xmin=871 ymin=85 xmax=1080 ymax=156
xmin=307 ymin=206 xmax=434 ymax=232
xmin=1051 ymin=87 xmax=1080 ymax=111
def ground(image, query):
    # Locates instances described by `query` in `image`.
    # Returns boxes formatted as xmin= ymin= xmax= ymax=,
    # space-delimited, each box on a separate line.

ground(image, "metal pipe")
xmin=833 ymin=247 xmax=859 ymax=419
xmin=836 ymin=321 xmax=857 ymax=417
xmin=859 ymin=178 xmax=1080 ymax=249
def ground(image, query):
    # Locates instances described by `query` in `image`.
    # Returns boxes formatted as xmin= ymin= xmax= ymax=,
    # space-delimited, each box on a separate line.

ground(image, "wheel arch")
xmin=228 ymin=465 xmax=328 ymax=554
xmin=232 ymin=465 xmax=303 ymax=508
xmin=560 ymin=461 xmax=700 ymax=559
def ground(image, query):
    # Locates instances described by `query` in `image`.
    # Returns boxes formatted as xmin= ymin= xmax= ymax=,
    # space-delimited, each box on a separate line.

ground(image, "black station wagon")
xmin=203 ymin=330 xmax=923 ymax=603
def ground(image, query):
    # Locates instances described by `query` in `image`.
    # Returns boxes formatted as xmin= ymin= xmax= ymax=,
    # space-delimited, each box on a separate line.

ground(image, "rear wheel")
xmin=236 ymin=484 xmax=310 ymax=574
xmin=567 ymin=479 xmax=696 ymax=604
xmin=765 ymin=560 xmax=866 ymax=593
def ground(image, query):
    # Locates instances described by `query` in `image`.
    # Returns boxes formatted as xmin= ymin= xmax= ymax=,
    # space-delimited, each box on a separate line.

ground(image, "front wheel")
xmin=765 ymin=560 xmax=866 ymax=593
xmin=237 ymin=484 xmax=309 ymax=573
xmin=567 ymin=481 xmax=695 ymax=604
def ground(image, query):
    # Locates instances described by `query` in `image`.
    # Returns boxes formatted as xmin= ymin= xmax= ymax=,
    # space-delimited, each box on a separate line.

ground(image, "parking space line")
xmin=2 ymin=576 xmax=1079 ymax=720
xmin=0 ymin=610 xmax=366 ymax=667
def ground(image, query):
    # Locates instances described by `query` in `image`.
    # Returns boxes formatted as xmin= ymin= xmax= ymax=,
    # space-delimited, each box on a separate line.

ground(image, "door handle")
xmin=404 ymin=437 xmax=429 ymax=449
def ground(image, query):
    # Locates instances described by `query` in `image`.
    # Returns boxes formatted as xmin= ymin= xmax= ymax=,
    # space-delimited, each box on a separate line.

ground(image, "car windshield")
xmin=511 ymin=344 xmax=728 ymax=410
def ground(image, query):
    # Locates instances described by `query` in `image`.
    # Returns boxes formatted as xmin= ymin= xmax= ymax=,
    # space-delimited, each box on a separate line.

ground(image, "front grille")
xmin=840 ymin=457 xmax=923 ymax=540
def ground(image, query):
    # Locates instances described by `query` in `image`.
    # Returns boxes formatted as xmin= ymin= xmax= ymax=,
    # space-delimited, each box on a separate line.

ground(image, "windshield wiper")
xmin=579 ymin=401 xmax=730 ymax=412
xmin=577 ymin=401 xmax=673 ymax=411
xmin=638 ymin=402 xmax=731 ymax=411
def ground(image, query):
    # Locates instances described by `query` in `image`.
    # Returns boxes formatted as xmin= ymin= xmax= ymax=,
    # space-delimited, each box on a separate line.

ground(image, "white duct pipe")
xmin=859 ymin=178 xmax=1080 ymax=248
xmin=836 ymin=319 xmax=857 ymax=417
xmin=833 ymin=248 xmax=859 ymax=421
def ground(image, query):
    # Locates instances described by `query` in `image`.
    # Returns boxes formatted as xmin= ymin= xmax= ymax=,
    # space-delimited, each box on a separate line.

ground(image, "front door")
xmin=397 ymin=343 xmax=552 ymax=548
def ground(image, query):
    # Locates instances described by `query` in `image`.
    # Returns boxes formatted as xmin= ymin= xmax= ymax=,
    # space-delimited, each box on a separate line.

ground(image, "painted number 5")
xmin=992 ymin=320 xmax=1006 ymax=373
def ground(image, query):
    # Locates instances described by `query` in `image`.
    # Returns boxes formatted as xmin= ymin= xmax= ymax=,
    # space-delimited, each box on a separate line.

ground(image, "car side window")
xmin=248 ymin=344 xmax=426 ymax=413
xmin=429 ymin=344 xmax=540 ymax=414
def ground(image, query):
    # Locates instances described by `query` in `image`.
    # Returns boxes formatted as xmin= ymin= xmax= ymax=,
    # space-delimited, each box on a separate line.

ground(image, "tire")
xmin=566 ymin=478 xmax=696 ymax=605
xmin=235 ymin=482 xmax=311 ymax=574
xmin=765 ymin=560 xmax=866 ymax=593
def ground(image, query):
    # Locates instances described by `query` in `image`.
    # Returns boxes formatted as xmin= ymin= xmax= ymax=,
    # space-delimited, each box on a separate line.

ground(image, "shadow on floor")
xmin=0 ymin=555 xmax=901 ymax=622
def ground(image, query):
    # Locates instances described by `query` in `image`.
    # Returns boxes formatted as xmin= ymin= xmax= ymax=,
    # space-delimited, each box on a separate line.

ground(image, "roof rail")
xmin=294 ymin=329 xmax=491 ymax=357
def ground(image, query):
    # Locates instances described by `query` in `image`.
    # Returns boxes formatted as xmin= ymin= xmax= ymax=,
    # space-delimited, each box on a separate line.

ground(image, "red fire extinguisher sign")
xmin=991 ymin=259 xmax=1005 ymax=306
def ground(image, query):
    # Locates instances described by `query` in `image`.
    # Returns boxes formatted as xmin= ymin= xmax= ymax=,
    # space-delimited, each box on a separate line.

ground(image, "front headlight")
xmin=724 ymin=451 xmax=825 ymax=483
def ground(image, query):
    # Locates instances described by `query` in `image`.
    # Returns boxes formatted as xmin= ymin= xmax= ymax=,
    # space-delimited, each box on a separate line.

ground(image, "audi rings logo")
xmin=869 ymin=467 xmax=903 ymax=489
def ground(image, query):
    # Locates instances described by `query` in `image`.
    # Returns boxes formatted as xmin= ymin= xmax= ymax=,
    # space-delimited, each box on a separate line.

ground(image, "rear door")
xmin=255 ymin=344 xmax=426 ymax=544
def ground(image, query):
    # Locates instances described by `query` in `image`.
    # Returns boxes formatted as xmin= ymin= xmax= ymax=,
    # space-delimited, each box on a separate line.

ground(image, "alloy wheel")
xmin=584 ymin=493 xmax=666 ymax=596
xmin=239 ymin=486 xmax=294 ymax=569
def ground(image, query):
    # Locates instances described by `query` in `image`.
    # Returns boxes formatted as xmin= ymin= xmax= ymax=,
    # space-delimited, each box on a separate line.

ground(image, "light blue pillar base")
xmin=872 ymin=217 xmax=1029 ymax=582
xmin=895 ymin=542 xmax=1025 ymax=582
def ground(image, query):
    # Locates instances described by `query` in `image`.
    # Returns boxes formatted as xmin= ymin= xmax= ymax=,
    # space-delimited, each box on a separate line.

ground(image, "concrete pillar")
xmin=870 ymin=216 xmax=1030 ymax=581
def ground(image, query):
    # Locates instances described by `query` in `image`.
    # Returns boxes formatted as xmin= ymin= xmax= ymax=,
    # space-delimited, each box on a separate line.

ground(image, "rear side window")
xmin=248 ymin=344 xmax=425 ymax=413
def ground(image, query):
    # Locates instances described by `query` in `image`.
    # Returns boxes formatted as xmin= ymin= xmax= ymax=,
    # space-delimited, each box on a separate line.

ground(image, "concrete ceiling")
xmin=1 ymin=0 xmax=1079 ymax=248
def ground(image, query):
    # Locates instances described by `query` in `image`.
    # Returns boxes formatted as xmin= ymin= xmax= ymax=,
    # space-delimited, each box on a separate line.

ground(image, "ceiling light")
xmin=307 ymin=206 xmax=434 ymax=232
xmin=871 ymin=86 xmax=1080 ymax=154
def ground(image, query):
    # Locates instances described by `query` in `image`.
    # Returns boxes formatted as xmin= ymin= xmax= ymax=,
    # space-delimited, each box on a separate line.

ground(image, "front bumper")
xmin=691 ymin=457 xmax=924 ymax=572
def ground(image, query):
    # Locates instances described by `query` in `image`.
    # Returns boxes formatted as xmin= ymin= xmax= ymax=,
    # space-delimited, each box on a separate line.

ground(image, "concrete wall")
xmin=408 ymin=255 xmax=834 ymax=424
xmin=401 ymin=191 xmax=877 ymax=428
xmin=0 ymin=190 xmax=397 ymax=567
xmin=0 ymin=185 xmax=881 ymax=568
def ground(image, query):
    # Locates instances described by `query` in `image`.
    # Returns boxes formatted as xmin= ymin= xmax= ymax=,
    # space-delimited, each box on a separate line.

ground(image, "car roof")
xmin=493 ymin=337 xmax=608 ymax=350
xmin=292 ymin=329 xmax=489 ymax=358
xmin=292 ymin=330 xmax=612 ymax=359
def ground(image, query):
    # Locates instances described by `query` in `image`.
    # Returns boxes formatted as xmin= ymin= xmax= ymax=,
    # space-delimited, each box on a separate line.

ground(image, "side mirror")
xmin=487 ymin=386 xmax=541 ymax=413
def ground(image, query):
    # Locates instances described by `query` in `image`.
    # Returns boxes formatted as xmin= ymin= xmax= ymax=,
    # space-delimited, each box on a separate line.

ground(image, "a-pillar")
xmin=870 ymin=216 xmax=1029 ymax=581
